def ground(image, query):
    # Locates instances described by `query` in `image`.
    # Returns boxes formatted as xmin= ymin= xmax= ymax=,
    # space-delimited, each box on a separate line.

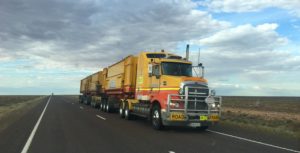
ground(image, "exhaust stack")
xmin=186 ymin=44 xmax=190 ymax=61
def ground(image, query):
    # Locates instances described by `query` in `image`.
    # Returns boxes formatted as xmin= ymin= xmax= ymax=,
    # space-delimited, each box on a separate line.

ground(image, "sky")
xmin=0 ymin=0 xmax=299 ymax=96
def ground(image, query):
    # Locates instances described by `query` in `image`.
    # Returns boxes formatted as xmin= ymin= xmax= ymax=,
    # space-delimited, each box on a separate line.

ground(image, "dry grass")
xmin=223 ymin=107 xmax=300 ymax=122
xmin=0 ymin=96 xmax=42 ymax=106
xmin=221 ymin=96 xmax=300 ymax=138
xmin=0 ymin=96 xmax=46 ymax=131
xmin=222 ymin=96 xmax=300 ymax=113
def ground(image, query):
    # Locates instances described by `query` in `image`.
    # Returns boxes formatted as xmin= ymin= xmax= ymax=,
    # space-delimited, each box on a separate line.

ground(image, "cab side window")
xmin=152 ymin=65 xmax=160 ymax=76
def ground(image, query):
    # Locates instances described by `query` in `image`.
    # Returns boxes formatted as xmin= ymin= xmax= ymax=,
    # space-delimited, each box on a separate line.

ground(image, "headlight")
xmin=170 ymin=102 xmax=180 ymax=108
xmin=211 ymin=103 xmax=216 ymax=108
xmin=179 ymin=88 xmax=184 ymax=95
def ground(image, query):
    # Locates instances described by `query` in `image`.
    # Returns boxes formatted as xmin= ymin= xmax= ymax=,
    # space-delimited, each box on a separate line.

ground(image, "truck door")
xmin=151 ymin=64 xmax=160 ymax=94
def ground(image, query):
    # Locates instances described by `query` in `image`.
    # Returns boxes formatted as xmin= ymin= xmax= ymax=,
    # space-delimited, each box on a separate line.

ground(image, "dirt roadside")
xmin=0 ymin=96 xmax=46 ymax=132
xmin=223 ymin=107 xmax=300 ymax=122
xmin=221 ymin=107 xmax=300 ymax=138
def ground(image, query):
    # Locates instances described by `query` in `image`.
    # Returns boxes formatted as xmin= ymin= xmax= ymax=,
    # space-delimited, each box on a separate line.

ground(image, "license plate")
xmin=200 ymin=115 xmax=208 ymax=121
xmin=209 ymin=115 xmax=219 ymax=121
xmin=189 ymin=123 xmax=201 ymax=127
xmin=170 ymin=112 xmax=185 ymax=121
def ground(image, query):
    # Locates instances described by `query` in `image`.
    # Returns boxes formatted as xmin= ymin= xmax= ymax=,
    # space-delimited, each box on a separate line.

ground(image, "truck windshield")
xmin=161 ymin=62 xmax=192 ymax=76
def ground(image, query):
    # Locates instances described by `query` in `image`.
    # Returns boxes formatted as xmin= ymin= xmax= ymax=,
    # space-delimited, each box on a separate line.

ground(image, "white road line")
xmin=168 ymin=151 xmax=176 ymax=153
xmin=207 ymin=130 xmax=300 ymax=153
xmin=80 ymin=106 xmax=84 ymax=109
xmin=21 ymin=95 xmax=52 ymax=153
xmin=96 ymin=115 xmax=106 ymax=120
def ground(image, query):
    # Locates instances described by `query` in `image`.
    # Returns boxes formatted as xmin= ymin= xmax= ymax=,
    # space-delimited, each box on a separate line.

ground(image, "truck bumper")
xmin=161 ymin=111 xmax=219 ymax=127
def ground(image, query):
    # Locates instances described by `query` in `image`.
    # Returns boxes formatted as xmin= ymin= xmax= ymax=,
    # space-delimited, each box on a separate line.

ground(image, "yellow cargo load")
xmin=88 ymin=72 xmax=100 ymax=92
xmin=85 ymin=75 xmax=92 ymax=92
xmin=80 ymin=77 xmax=89 ymax=93
xmin=105 ymin=56 xmax=137 ymax=94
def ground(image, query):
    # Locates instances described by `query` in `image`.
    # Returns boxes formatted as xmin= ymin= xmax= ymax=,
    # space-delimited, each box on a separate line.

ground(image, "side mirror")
xmin=148 ymin=64 xmax=153 ymax=77
xmin=211 ymin=89 xmax=216 ymax=96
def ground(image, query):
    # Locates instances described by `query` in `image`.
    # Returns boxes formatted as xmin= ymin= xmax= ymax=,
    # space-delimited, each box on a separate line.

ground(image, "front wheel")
xmin=152 ymin=105 xmax=164 ymax=130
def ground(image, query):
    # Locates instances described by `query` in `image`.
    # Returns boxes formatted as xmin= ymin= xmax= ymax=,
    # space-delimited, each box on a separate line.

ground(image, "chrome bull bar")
xmin=167 ymin=86 xmax=222 ymax=116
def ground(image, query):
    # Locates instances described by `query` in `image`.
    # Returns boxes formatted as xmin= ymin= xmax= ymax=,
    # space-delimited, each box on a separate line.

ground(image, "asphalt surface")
xmin=0 ymin=95 xmax=299 ymax=153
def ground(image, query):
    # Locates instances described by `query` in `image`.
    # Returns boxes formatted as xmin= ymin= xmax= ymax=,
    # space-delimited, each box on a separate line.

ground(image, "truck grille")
xmin=186 ymin=87 xmax=209 ymax=111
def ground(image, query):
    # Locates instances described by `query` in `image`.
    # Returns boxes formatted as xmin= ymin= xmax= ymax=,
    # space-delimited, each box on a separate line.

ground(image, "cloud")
xmin=0 ymin=0 xmax=232 ymax=94
xmin=0 ymin=0 xmax=299 ymax=96
xmin=191 ymin=23 xmax=292 ymax=75
xmin=199 ymin=0 xmax=300 ymax=17
xmin=0 ymin=0 xmax=230 ymax=69
xmin=196 ymin=23 xmax=287 ymax=52
xmin=189 ymin=22 xmax=300 ymax=95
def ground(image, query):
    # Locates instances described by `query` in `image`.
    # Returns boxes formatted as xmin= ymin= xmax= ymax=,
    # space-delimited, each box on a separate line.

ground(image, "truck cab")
xmin=133 ymin=51 xmax=221 ymax=129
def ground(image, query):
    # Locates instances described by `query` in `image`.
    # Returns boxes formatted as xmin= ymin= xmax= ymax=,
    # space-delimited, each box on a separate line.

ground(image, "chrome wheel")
xmin=119 ymin=108 xmax=124 ymax=118
xmin=124 ymin=105 xmax=131 ymax=120
xmin=106 ymin=104 xmax=109 ymax=112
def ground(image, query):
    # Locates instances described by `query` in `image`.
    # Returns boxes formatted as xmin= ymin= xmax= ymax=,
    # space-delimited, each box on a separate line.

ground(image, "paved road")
xmin=0 ymin=95 xmax=299 ymax=153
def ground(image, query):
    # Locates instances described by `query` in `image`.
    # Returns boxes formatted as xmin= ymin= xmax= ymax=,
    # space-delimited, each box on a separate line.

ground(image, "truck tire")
xmin=103 ymin=102 xmax=107 ymax=112
xmin=124 ymin=104 xmax=131 ymax=120
xmin=91 ymin=100 xmax=94 ymax=108
xmin=79 ymin=96 xmax=83 ymax=103
xmin=102 ymin=99 xmax=108 ymax=112
xmin=83 ymin=96 xmax=88 ymax=105
xmin=100 ymin=103 xmax=104 ymax=111
xmin=106 ymin=101 xmax=111 ymax=113
xmin=87 ymin=96 xmax=92 ymax=105
xmin=95 ymin=101 xmax=100 ymax=109
xmin=119 ymin=102 xmax=125 ymax=118
xmin=152 ymin=105 xmax=164 ymax=130
xmin=91 ymin=99 xmax=96 ymax=108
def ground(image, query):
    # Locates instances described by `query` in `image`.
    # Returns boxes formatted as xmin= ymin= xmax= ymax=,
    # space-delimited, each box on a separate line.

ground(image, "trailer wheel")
xmin=87 ymin=96 xmax=92 ymax=105
xmin=100 ymin=103 xmax=104 ymax=111
xmin=79 ymin=95 xmax=83 ymax=103
xmin=95 ymin=101 xmax=100 ymax=109
xmin=119 ymin=102 xmax=125 ymax=118
xmin=124 ymin=103 xmax=131 ymax=120
xmin=152 ymin=105 xmax=164 ymax=130
xmin=102 ymin=99 xmax=108 ymax=112
xmin=91 ymin=101 xmax=94 ymax=108
xmin=83 ymin=97 xmax=87 ymax=105
xmin=92 ymin=100 xmax=95 ymax=108
xmin=106 ymin=101 xmax=110 ymax=113
xmin=104 ymin=102 xmax=107 ymax=112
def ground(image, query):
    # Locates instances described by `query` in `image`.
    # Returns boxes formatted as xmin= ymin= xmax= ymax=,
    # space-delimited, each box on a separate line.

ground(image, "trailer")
xmin=79 ymin=71 xmax=105 ymax=107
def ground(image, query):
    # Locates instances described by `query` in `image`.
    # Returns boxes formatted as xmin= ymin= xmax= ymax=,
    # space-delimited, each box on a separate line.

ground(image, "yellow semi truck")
xmin=80 ymin=45 xmax=221 ymax=130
